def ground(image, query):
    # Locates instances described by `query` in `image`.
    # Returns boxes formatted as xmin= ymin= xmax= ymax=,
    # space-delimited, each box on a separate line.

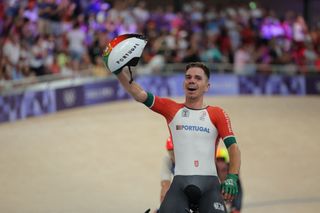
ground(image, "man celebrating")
xmin=103 ymin=34 xmax=241 ymax=213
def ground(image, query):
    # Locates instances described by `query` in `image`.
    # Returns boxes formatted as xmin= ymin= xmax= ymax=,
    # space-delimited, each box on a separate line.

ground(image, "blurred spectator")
xmin=1 ymin=0 xmax=320 ymax=87
xmin=201 ymin=39 xmax=223 ymax=63
xmin=29 ymin=35 xmax=46 ymax=76
xmin=88 ymin=36 xmax=101 ymax=65
xmin=23 ymin=0 xmax=38 ymax=23
xmin=217 ymin=27 xmax=232 ymax=60
xmin=255 ymin=39 xmax=272 ymax=73
xmin=138 ymin=51 xmax=165 ymax=75
xmin=2 ymin=32 xmax=21 ymax=80
xmin=304 ymin=42 xmax=318 ymax=66
xmin=79 ymin=52 xmax=92 ymax=73
xmin=60 ymin=60 xmax=73 ymax=77
xmin=19 ymin=42 xmax=33 ymax=77
xmin=182 ymin=45 xmax=201 ymax=63
xmin=133 ymin=1 xmax=150 ymax=25
xmin=57 ymin=49 xmax=69 ymax=71
xmin=315 ymin=56 xmax=320 ymax=72
xmin=233 ymin=43 xmax=255 ymax=75
xmin=48 ymin=54 xmax=60 ymax=74
xmin=92 ymin=57 xmax=110 ymax=78
xmin=293 ymin=15 xmax=308 ymax=43
xmin=60 ymin=0 xmax=77 ymax=32
xmin=43 ymin=34 xmax=56 ymax=71
xmin=38 ymin=0 xmax=62 ymax=36
xmin=268 ymin=38 xmax=283 ymax=64
xmin=260 ymin=10 xmax=284 ymax=40
xmin=66 ymin=20 xmax=86 ymax=70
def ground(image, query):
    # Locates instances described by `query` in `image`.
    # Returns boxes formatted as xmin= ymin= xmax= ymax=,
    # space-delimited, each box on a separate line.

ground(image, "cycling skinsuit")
xmin=144 ymin=93 xmax=237 ymax=213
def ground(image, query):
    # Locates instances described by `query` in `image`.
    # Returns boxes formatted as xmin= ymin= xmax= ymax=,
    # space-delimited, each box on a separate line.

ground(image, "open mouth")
xmin=187 ymin=85 xmax=197 ymax=91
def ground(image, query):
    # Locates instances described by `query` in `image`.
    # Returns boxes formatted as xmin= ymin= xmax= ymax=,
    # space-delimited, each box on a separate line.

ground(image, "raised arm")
xmin=116 ymin=68 xmax=148 ymax=103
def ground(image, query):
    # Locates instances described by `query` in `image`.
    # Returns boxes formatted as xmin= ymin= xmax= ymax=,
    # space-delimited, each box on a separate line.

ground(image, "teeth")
xmin=187 ymin=84 xmax=197 ymax=91
xmin=188 ymin=85 xmax=197 ymax=89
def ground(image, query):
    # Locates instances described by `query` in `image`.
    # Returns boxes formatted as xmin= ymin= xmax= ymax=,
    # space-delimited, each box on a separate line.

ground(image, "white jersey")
xmin=147 ymin=95 xmax=235 ymax=176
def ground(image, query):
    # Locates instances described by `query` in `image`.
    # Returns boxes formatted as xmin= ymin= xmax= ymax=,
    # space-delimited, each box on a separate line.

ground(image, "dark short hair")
xmin=185 ymin=62 xmax=210 ymax=80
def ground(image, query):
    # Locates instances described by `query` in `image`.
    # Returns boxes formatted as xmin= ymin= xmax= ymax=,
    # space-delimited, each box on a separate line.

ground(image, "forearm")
xmin=116 ymin=69 xmax=147 ymax=103
xmin=227 ymin=143 xmax=241 ymax=174
xmin=160 ymin=180 xmax=171 ymax=202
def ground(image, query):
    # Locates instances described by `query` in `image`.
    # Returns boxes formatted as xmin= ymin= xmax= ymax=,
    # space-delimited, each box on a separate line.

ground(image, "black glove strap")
xmin=128 ymin=66 xmax=134 ymax=84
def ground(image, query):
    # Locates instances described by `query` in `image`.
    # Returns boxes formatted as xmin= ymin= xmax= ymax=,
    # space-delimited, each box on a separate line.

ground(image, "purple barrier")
xmin=83 ymin=80 xmax=130 ymax=105
xmin=0 ymin=79 xmax=131 ymax=123
xmin=239 ymin=74 xmax=306 ymax=95
xmin=55 ymin=86 xmax=85 ymax=110
xmin=208 ymin=74 xmax=239 ymax=95
xmin=0 ymin=94 xmax=23 ymax=122
xmin=135 ymin=74 xmax=239 ymax=96
xmin=0 ymin=74 xmax=313 ymax=124
xmin=136 ymin=75 xmax=176 ymax=96
xmin=0 ymin=89 xmax=56 ymax=123
xmin=306 ymin=75 xmax=320 ymax=95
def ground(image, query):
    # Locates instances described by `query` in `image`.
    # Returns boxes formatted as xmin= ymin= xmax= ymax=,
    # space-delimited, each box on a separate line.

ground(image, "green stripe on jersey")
xmin=224 ymin=136 xmax=237 ymax=148
xmin=143 ymin=92 xmax=154 ymax=107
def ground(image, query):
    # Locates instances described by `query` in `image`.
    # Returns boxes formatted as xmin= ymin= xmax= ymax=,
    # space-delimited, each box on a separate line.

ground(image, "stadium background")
xmin=1 ymin=0 xmax=320 ymax=212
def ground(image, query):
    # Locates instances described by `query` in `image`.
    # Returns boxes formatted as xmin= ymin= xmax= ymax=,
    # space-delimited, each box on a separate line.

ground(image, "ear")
xmin=205 ymin=82 xmax=210 ymax=92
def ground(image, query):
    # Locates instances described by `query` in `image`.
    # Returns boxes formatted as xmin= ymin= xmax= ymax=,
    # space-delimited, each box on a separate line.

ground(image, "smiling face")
xmin=184 ymin=67 xmax=210 ymax=100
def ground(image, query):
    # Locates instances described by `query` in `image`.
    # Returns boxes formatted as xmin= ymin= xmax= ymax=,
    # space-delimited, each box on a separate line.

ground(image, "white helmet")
xmin=102 ymin=34 xmax=148 ymax=74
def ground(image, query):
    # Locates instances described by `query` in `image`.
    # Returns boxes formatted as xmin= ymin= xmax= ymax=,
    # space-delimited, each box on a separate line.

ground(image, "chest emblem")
xmin=200 ymin=111 xmax=207 ymax=121
xmin=181 ymin=109 xmax=190 ymax=117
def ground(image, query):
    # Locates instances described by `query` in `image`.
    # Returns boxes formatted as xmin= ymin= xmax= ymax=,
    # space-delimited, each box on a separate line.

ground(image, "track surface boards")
xmin=0 ymin=96 xmax=319 ymax=213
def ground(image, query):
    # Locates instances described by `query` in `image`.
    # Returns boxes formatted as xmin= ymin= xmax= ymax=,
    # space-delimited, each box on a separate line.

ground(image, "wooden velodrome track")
xmin=0 ymin=96 xmax=320 ymax=213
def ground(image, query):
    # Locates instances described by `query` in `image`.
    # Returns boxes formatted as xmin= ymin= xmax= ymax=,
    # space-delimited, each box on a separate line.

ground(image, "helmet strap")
xmin=128 ymin=66 xmax=134 ymax=84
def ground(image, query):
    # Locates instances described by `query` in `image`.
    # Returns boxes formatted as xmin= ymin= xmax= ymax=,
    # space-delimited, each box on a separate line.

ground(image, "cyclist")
xmin=110 ymin=60 xmax=241 ymax=213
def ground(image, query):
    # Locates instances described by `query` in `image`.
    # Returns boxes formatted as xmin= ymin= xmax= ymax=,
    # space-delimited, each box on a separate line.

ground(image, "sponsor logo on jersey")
xmin=194 ymin=160 xmax=199 ymax=167
xmin=176 ymin=125 xmax=210 ymax=133
xmin=199 ymin=111 xmax=207 ymax=121
xmin=222 ymin=110 xmax=233 ymax=133
xmin=213 ymin=202 xmax=225 ymax=211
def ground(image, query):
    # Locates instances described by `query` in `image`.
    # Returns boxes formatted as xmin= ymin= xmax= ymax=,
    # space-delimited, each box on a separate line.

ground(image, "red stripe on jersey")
xmin=207 ymin=106 xmax=234 ymax=140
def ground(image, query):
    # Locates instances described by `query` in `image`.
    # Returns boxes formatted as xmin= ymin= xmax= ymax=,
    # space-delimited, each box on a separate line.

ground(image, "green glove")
xmin=221 ymin=174 xmax=239 ymax=196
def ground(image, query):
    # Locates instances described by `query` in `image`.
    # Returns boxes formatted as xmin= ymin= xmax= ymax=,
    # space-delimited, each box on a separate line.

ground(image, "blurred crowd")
xmin=1 ymin=0 xmax=320 ymax=85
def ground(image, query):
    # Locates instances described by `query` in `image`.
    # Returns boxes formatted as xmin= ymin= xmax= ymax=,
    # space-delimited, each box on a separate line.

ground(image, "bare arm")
xmin=116 ymin=69 xmax=148 ymax=103
xmin=221 ymin=143 xmax=241 ymax=202
xmin=227 ymin=143 xmax=241 ymax=175
xmin=160 ymin=180 xmax=171 ymax=203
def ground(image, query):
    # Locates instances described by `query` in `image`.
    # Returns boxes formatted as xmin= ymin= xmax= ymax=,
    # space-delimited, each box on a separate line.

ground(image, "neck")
xmin=185 ymin=97 xmax=205 ymax=109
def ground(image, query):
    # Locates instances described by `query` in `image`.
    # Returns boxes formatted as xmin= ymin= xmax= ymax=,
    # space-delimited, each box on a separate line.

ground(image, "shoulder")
xmin=207 ymin=106 xmax=225 ymax=115
xmin=155 ymin=95 xmax=181 ymax=105
xmin=145 ymin=92 xmax=183 ymax=109
xmin=207 ymin=106 xmax=231 ymax=122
